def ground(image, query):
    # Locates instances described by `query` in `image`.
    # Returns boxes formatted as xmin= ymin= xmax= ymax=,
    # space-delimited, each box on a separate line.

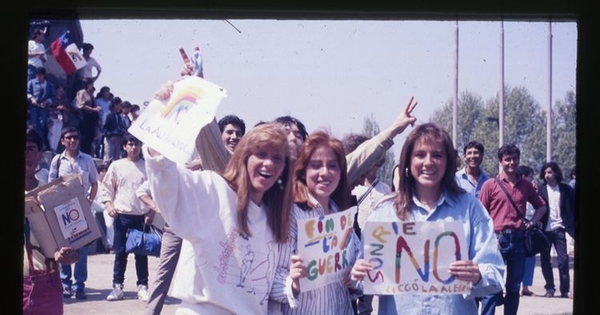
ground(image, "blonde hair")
xmin=222 ymin=123 xmax=293 ymax=242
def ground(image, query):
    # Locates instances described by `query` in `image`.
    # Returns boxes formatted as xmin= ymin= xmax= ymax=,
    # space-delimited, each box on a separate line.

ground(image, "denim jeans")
xmin=480 ymin=230 xmax=526 ymax=315
xmin=540 ymin=228 xmax=570 ymax=294
xmin=112 ymin=213 xmax=149 ymax=286
xmin=60 ymin=244 xmax=89 ymax=291
xmin=28 ymin=106 xmax=48 ymax=146
xmin=522 ymin=256 xmax=536 ymax=287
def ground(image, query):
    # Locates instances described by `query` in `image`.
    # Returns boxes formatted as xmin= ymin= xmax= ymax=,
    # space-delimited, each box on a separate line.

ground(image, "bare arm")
xmin=88 ymin=182 xmax=98 ymax=204
xmin=529 ymin=206 xmax=546 ymax=226
xmin=75 ymin=91 xmax=99 ymax=113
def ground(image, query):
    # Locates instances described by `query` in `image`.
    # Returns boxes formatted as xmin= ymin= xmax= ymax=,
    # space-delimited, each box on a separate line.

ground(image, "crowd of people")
xmin=452 ymin=140 xmax=576 ymax=315
xmin=27 ymin=26 xmax=138 ymax=164
xmin=24 ymin=32 xmax=576 ymax=315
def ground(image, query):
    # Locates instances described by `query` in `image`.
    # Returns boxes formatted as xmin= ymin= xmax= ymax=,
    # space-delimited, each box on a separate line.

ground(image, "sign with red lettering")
xmin=362 ymin=221 xmax=470 ymax=295
xmin=297 ymin=208 xmax=358 ymax=291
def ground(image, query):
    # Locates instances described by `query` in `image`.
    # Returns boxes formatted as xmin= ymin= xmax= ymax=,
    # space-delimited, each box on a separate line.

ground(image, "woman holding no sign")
xmin=350 ymin=123 xmax=505 ymax=315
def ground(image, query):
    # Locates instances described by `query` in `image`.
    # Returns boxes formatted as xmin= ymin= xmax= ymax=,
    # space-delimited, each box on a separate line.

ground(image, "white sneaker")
xmin=106 ymin=283 xmax=124 ymax=301
xmin=137 ymin=285 xmax=149 ymax=301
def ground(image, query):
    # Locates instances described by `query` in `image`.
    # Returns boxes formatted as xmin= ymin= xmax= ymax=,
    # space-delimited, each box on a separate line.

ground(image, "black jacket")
xmin=537 ymin=182 xmax=575 ymax=238
xmin=102 ymin=112 xmax=124 ymax=138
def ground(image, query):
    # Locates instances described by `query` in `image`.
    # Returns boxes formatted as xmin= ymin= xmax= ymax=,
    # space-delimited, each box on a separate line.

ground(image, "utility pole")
xmin=547 ymin=20 xmax=553 ymax=162
xmin=499 ymin=19 xmax=505 ymax=148
xmin=453 ymin=19 xmax=459 ymax=148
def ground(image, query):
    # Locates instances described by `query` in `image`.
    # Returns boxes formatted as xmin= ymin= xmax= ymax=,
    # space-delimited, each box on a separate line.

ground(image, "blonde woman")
xmin=144 ymin=123 xmax=294 ymax=315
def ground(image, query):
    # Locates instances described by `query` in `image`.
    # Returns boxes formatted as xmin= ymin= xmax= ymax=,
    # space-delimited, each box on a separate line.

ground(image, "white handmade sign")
xmin=361 ymin=221 xmax=470 ymax=295
xmin=297 ymin=208 xmax=357 ymax=291
xmin=128 ymin=76 xmax=227 ymax=164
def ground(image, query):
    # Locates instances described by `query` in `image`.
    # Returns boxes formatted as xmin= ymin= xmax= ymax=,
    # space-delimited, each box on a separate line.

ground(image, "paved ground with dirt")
xmin=64 ymin=253 xmax=575 ymax=315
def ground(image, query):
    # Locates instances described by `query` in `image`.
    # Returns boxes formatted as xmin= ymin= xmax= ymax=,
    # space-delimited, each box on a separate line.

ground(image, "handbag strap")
xmin=357 ymin=179 xmax=378 ymax=206
xmin=55 ymin=152 xmax=62 ymax=175
xmin=494 ymin=177 xmax=527 ymax=224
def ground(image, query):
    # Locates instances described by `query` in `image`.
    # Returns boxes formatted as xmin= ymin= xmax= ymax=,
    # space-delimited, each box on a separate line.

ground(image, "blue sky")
xmin=79 ymin=19 xmax=577 ymax=157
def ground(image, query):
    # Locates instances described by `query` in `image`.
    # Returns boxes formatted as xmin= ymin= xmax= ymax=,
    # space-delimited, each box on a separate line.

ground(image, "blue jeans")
xmin=112 ymin=214 xmax=149 ymax=286
xmin=522 ymin=255 xmax=536 ymax=287
xmin=480 ymin=230 xmax=526 ymax=315
xmin=28 ymin=105 xmax=48 ymax=146
xmin=60 ymin=244 xmax=89 ymax=291
xmin=540 ymin=228 xmax=570 ymax=294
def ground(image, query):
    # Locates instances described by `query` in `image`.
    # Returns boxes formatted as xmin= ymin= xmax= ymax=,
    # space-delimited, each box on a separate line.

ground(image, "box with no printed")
xmin=25 ymin=174 xmax=101 ymax=258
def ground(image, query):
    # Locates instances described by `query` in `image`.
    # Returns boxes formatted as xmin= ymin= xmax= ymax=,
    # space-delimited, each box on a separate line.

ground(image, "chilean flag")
xmin=50 ymin=31 xmax=86 ymax=75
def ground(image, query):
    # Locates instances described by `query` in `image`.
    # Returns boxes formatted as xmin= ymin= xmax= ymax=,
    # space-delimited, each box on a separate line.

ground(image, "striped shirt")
xmin=271 ymin=197 xmax=360 ymax=315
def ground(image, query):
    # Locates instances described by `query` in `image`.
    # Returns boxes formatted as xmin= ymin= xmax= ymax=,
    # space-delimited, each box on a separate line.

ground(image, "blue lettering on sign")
xmin=62 ymin=213 xmax=71 ymax=225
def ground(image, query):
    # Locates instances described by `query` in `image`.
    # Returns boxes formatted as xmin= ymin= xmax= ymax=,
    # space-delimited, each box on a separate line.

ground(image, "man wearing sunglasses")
xmin=48 ymin=126 xmax=100 ymax=300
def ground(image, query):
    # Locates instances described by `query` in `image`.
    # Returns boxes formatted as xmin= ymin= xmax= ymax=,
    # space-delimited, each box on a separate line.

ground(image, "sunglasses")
xmin=63 ymin=135 xmax=79 ymax=140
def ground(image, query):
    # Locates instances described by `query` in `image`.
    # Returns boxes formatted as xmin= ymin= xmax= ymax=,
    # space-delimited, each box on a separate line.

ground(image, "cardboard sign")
xmin=128 ymin=76 xmax=227 ymax=164
xmin=297 ymin=208 xmax=357 ymax=291
xmin=24 ymin=174 xmax=101 ymax=258
xmin=361 ymin=221 xmax=470 ymax=295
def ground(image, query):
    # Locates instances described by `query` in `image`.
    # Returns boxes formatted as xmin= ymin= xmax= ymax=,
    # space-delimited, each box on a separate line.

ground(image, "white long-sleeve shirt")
xmin=99 ymin=158 xmax=148 ymax=215
xmin=143 ymin=145 xmax=279 ymax=315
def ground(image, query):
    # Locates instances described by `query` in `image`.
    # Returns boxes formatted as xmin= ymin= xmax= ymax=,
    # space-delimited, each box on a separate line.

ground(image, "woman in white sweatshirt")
xmin=144 ymin=123 xmax=294 ymax=315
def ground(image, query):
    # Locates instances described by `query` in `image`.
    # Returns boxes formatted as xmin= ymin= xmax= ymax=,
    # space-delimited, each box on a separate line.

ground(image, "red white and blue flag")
xmin=50 ymin=31 xmax=86 ymax=75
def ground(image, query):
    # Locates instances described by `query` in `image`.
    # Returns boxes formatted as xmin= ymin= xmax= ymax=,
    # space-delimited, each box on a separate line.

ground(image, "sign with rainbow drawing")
xmin=297 ymin=208 xmax=358 ymax=291
xmin=361 ymin=221 xmax=470 ymax=295
xmin=129 ymin=76 xmax=227 ymax=164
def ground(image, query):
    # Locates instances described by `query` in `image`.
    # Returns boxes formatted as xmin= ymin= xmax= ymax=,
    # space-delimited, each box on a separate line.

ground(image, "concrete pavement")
xmin=64 ymin=253 xmax=574 ymax=315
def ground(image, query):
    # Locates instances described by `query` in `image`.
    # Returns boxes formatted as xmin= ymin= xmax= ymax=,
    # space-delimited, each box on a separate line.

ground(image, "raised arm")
xmin=195 ymin=119 xmax=230 ymax=174
xmin=346 ymin=97 xmax=417 ymax=184
xmin=152 ymin=51 xmax=231 ymax=174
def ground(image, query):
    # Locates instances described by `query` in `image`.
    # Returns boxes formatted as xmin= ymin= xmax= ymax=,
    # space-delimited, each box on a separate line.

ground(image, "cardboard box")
xmin=24 ymin=174 xmax=101 ymax=258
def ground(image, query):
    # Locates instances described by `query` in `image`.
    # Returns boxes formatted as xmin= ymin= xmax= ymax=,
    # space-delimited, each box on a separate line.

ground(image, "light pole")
xmin=486 ymin=116 xmax=501 ymax=173
xmin=547 ymin=20 xmax=553 ymax=162
xmin=499 ymin=20 xmax=505 ymax=148
xmin=453 ymin=19 xmax=459 ymax=148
